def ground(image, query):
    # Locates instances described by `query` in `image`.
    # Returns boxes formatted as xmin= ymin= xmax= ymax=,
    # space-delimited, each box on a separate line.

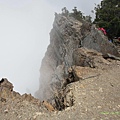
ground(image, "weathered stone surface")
xmin=35 ymin=14 xmax=82 ymax=101
xmin=73 ymin=47 xmax=109 ymax=68
xmin=0 ymin=78 xmax=14 ymax=100
xmin=42 ymin=101 xmax=55 ymax=111
xmin=81 ymin=25 xmax=120 ymax=57
xmin=0 ymin=78 xmax=53 ymax=118
xmin=0 ymin=78 xmax=40 ymax=104
xmin=35 ymin=13 xmax=120 ymax=104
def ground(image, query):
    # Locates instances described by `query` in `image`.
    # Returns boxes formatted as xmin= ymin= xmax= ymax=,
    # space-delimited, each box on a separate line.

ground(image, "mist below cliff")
xmin=0 ymin=0 xmax=54 ymax=95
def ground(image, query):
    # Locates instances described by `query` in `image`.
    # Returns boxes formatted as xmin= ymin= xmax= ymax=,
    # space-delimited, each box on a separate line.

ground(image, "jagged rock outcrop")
xmin=35 ymin=13 xmax=120 ymax=107
xmin=0 ymin=78 xmax=56 ymax=119
xmin=0 ymin=78 xmax=40 ymax=105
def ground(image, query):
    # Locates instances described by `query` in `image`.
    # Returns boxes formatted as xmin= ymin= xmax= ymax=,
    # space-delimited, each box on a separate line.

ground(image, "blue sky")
xmin=0 ymin=0 xmax=101 ymax=95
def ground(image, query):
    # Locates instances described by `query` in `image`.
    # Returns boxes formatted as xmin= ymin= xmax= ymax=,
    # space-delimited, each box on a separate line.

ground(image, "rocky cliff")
xmin=35 ymin=13 xmax=120 ymax=106
xmin=1 ymin=13 xmax=120 ymax=120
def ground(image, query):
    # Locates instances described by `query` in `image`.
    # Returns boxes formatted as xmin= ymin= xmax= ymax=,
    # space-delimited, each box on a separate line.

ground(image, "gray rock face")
xmin=81 ymin=25 xmax=119 ymax=56
xmin=35 ymin=14 xmax=119 ymax=102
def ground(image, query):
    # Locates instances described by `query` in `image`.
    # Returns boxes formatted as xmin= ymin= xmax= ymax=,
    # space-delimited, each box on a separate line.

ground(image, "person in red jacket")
xmin=98 ymin=28 xmax=107 ymax=35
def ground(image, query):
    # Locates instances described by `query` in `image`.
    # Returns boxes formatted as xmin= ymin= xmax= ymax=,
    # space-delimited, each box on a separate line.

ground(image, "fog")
xmin=0 ymin=0 xmax=101 ymax=96
xmin=0 ymin=0 xmax=54 ymax=95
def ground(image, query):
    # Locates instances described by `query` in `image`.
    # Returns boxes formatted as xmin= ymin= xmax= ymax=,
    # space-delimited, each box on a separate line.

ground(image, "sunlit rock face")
xmin=35 ymin=13 xmax=119 ymax=102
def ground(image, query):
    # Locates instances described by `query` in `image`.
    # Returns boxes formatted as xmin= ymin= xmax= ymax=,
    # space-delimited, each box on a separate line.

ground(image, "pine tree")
xmin=61 ymin=7 xmax=69 ymax=16
xmin=61 ymin=7 xmax=92 ymax=23
xmin=70 ymin=7 xmax=85 ymax=21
